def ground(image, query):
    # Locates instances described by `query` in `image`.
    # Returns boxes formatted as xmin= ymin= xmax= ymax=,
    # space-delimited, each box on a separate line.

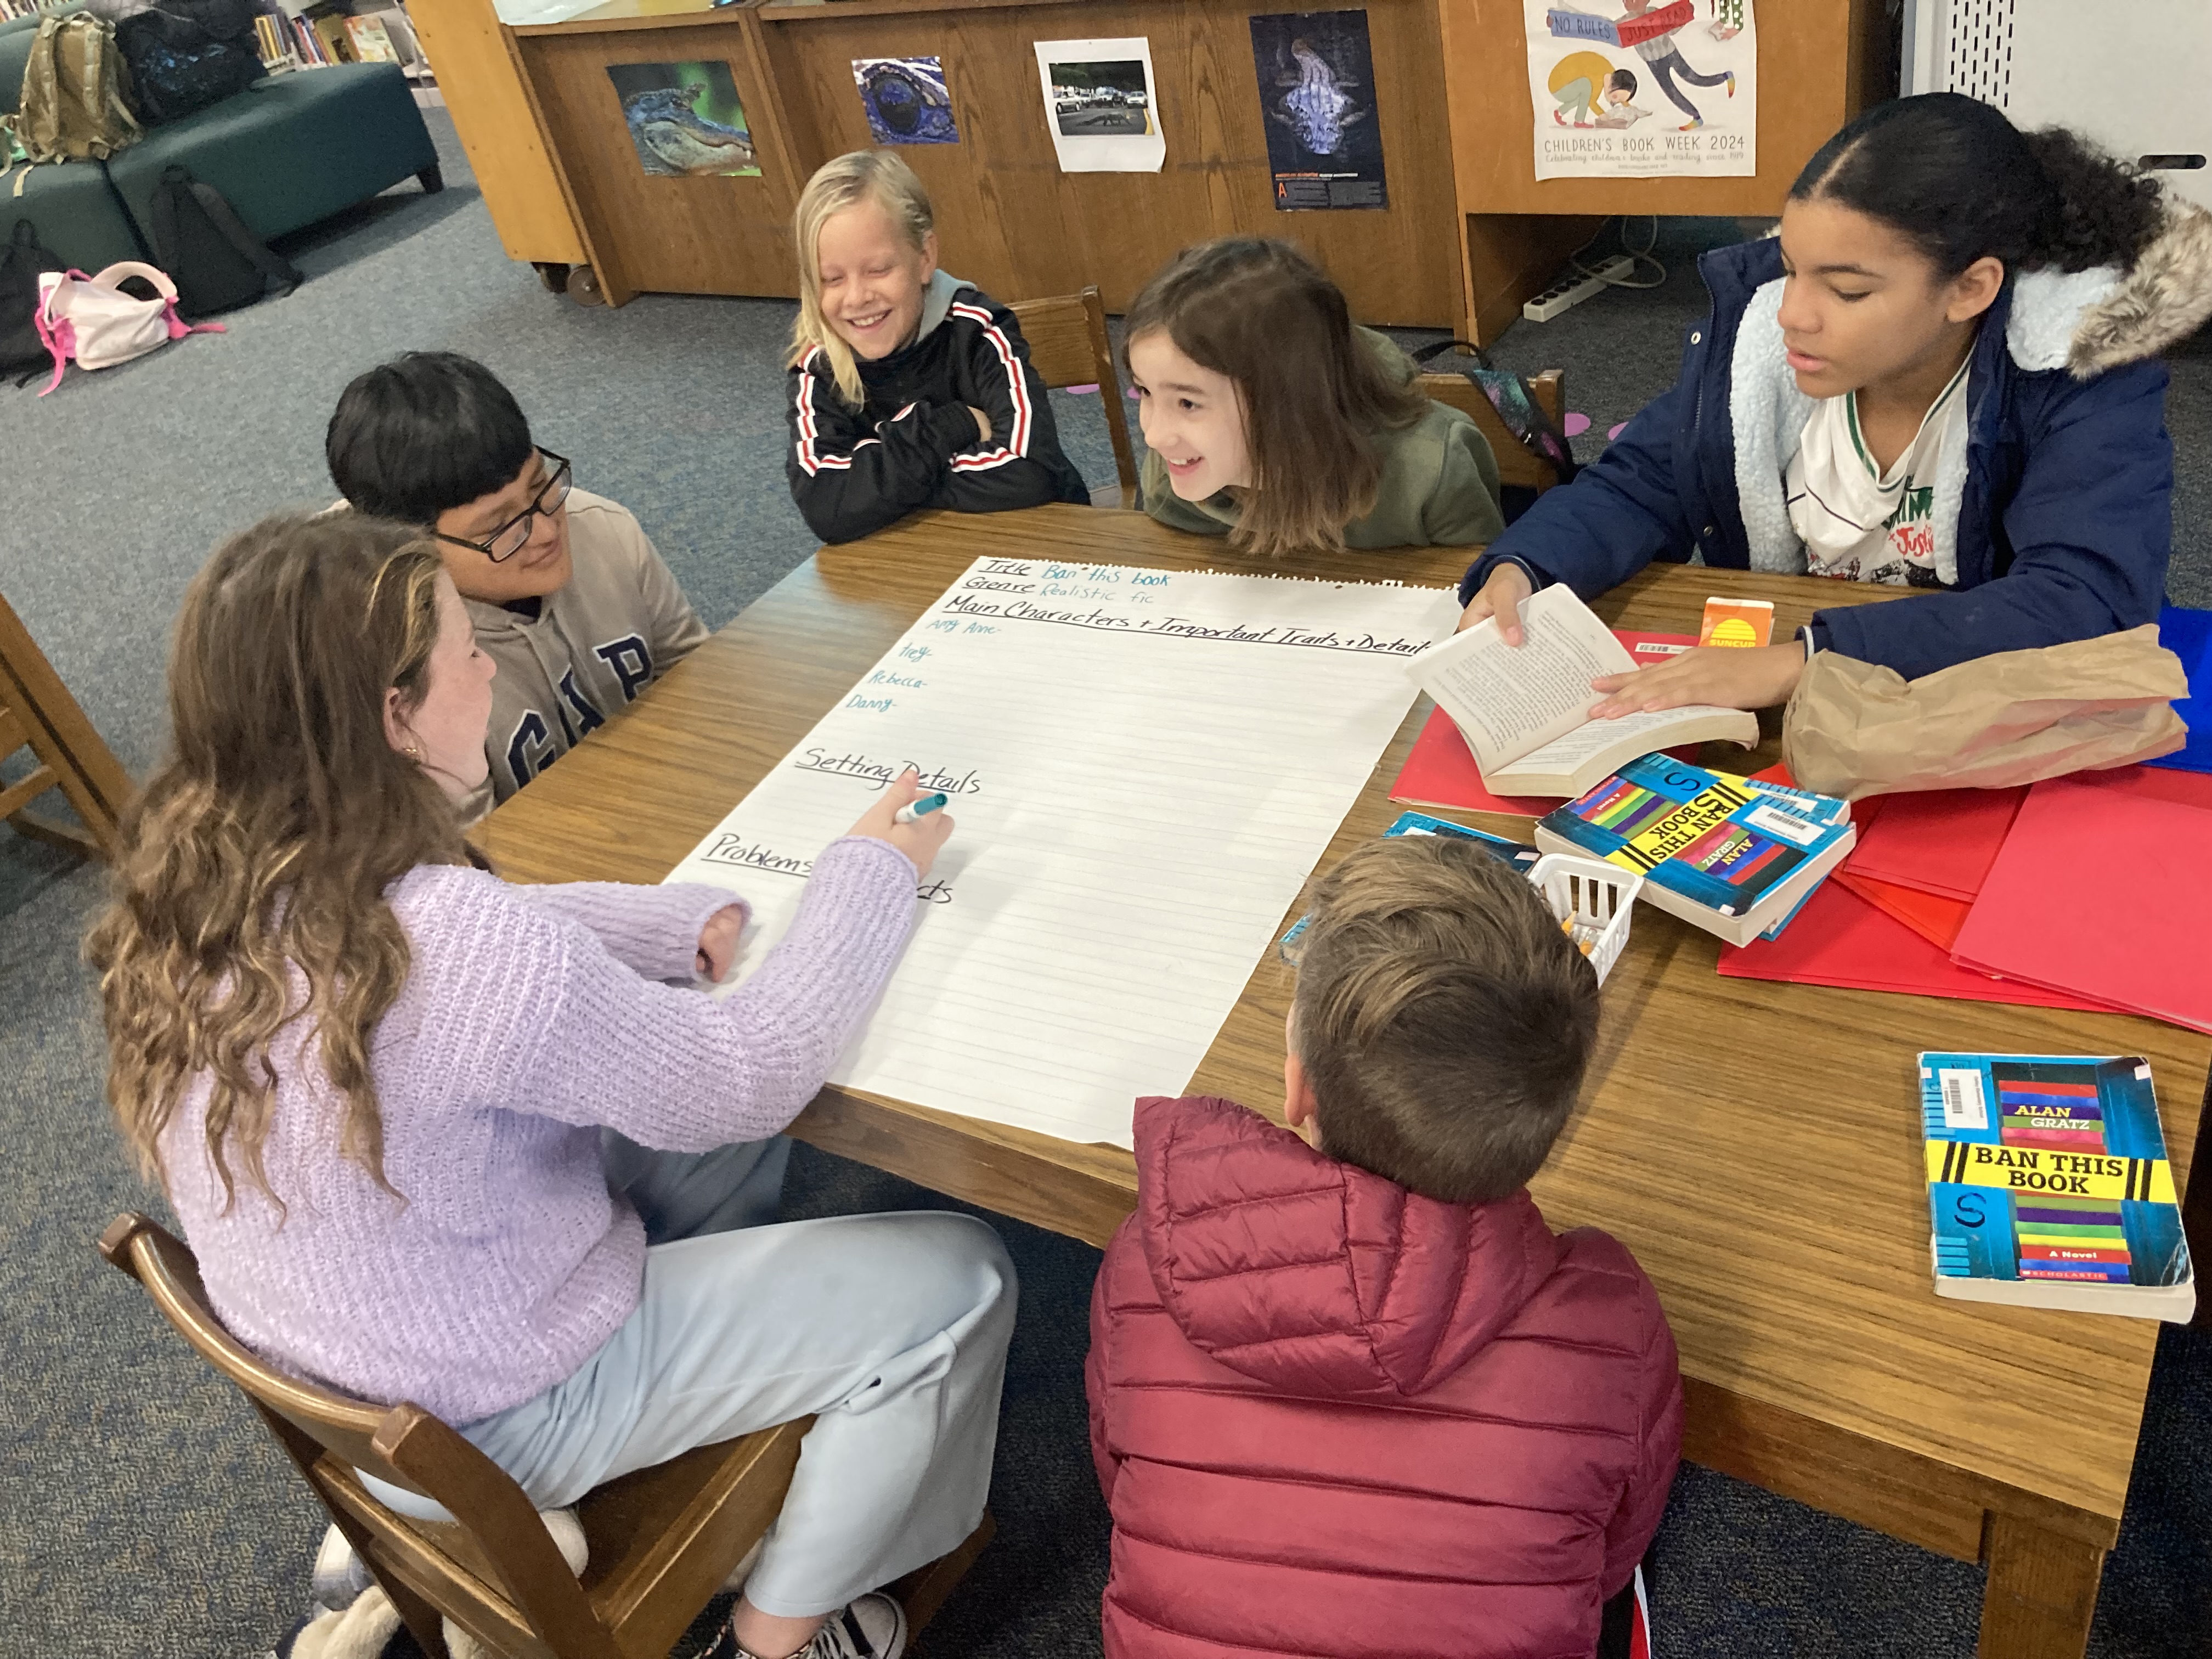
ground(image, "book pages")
xmin=1410 ymin=583 xmax=1636 ymax=773
xmin=664 ymin=558 xmax=1459 ymax=1148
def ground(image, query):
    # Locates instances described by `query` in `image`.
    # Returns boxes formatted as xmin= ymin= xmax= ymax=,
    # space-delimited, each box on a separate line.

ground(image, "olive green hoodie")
xmin=1138 ymin=329 xmax=1505 ymax=550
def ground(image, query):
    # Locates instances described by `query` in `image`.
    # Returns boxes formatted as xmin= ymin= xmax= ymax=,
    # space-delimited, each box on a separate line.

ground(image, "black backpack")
xmin=112 ymin=0 xmax=262 ymax=126
xmin=0 ymin=220 xmax=69 ymax=383
xmin=147 ymin=164 xmax=301 ymax=317
xmin=1412 ymin=338 xmax=1582 ymax=525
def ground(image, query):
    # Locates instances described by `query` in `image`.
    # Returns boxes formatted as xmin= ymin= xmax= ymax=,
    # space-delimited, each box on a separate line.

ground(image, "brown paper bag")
xmin=1781 ymin=624 xmax=2188 ymax=800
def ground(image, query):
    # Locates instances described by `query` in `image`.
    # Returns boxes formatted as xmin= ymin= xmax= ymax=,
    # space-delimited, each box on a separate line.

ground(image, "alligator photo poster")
xmin=1033 ymin=37 xmax=1165 ymax=173
xmin=851 ymin=55 xmax=961 ymax=146
xmin=1522 ymin=0 xmax=1755 ymax=179
xmin=1249 ymin=11 xmax=1388 ymax=211
xmin=605 ymin=61 xmax=761 ymax=178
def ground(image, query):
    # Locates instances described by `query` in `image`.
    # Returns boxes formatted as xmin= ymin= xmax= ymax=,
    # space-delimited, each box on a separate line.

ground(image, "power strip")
xmin=1521 ymin=255 xmax=1636 ymax=324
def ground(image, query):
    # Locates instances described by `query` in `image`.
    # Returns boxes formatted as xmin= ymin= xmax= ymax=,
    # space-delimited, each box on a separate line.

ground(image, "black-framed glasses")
xmin=435 ymin=450 xmax=573 ymax=562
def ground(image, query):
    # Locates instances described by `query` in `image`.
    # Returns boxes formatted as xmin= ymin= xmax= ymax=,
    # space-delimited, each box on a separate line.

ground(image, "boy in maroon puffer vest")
xmin=1086 ymin=834 xmax=1681 ymax=1659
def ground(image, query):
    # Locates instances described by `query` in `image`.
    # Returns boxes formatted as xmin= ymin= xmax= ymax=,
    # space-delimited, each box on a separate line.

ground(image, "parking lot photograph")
xmin=1048 ymin=60 xmax=1153 ymax=136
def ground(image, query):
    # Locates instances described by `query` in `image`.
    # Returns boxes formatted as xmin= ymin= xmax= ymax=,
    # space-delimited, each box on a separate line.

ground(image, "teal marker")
xmin=893 ymin=791 xmax=950 ymax=825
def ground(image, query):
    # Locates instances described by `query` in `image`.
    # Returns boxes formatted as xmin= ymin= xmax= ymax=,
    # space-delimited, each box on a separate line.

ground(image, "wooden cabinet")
xmin=407 ymin=0 xmax=590 ymax=268
xmin=752 ymin=0 xmax=1464 ymax=326
xmin=470 ymin=0 xmax=1892 ymax=335
xmin=501 ymin=0 xmax=1465 ymax=326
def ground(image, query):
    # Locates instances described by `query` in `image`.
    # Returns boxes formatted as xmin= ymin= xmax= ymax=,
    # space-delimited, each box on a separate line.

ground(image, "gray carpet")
xmin=2 ymin=116 xmax=2208 ymax=1659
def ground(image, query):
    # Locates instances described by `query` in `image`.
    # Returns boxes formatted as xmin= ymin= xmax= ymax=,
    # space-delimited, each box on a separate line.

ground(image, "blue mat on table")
xmin=2147 ymin=605 xmax=2212 ymax=774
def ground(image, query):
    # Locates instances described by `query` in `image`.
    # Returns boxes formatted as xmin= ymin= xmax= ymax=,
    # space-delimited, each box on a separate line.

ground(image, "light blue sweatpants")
xmin=369 ymin=1134 xmax=1018 ymax=1618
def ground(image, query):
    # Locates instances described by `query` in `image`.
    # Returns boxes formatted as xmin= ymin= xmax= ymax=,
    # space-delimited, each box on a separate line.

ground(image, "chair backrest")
xmin=1415 ymin=368 xmax=1569 ymax=495
xmin=99 ymin=1211 xmax=634 ymax=1659
xmin=0 ymin=588 xmax=132 ymax=860
xmin=1008 ymin=284 xmax=1138 ymax=498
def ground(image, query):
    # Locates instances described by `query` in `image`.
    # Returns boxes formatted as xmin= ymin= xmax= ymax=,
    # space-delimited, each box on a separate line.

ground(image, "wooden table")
xmin=482 ymin=504 xmax=2208 ymax=1659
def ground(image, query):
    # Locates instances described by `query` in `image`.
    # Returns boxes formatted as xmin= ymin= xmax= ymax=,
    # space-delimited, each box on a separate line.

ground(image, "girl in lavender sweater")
xmin=88 ymin=513 xmax=1012 ymax=1659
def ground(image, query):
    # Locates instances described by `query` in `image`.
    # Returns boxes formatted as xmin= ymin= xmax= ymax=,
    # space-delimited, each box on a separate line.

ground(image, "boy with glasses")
xmin=328 ymin=352 xmax=708 ymax=821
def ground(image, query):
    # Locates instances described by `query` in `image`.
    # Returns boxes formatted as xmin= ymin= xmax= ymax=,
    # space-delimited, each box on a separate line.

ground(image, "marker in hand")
xmin=893 ymin=791 xmax=949 ymax=825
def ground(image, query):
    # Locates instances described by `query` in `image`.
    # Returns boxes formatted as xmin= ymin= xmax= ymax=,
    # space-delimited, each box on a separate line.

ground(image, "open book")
xmin=1408 ymin=584 xmax=1758 ymax=797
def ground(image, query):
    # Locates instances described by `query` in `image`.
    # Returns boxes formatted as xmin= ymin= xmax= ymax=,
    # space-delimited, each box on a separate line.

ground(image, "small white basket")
xmin=1528 ymin=854 xmax=1640 ymax=986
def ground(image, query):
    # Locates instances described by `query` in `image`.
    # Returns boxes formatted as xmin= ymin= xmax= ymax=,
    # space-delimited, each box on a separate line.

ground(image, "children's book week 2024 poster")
xmin=1523 ymin=0 xmax=1755 ymax=180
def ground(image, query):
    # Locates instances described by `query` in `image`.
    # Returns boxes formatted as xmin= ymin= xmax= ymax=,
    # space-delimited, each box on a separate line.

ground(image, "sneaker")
xmin=808 ymin=1596 xmax=907 ymax=1659
xmin=707 ymin=1593 xmax=909 ymax=1659
xmin=1725 ymin=70 xmax=1737 ymax=96
xmin=1679 ymin=116 xmax=1703 ymax=131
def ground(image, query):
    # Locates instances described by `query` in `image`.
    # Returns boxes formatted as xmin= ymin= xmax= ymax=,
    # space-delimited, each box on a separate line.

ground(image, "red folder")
xmin=1841 ymin=787 xmax=2024 ymax=902
xmin=1391 ymin=631 xmax=1700 ymax=816
xmin=1830 ymin=868 xmax=1971 ymax=951
xmin=1948 ymin=772 xmax=2212 ymax=1033
xmin=1716 ymin=878 xmax=2124 ymax=1013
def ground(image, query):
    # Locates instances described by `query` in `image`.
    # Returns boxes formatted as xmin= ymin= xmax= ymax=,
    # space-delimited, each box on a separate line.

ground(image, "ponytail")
xmin=1791 ymin=93 xmax=2164 ymax=277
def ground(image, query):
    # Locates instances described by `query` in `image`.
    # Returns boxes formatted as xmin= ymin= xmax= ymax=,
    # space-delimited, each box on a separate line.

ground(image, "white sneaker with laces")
xmin=719 ymin=1592 xmax=908 ymax=1659
xmin=805 ymin=1594 xmax=907 ymax=1659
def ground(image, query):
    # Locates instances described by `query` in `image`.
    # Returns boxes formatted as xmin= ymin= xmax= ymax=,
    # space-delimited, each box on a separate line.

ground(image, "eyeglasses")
xmin=435 ymin=450 xmax=573 ymax=562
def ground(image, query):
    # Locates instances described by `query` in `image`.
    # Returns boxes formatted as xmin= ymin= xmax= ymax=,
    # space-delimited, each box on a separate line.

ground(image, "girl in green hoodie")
xmin=1126 ymin=238 xmax=1505 ymax=558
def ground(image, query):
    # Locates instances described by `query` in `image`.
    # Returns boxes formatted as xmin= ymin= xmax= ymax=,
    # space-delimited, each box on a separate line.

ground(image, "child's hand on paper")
xmin=696 ymin=904 xmax=746 ymax=984
xmin=849 ymin=767 xmax=955 ymax=879
xmin=1455 ymin=562 xmax=1534 ymax=644
xmin=1588 ymin=641 xmax=1807 ymax=716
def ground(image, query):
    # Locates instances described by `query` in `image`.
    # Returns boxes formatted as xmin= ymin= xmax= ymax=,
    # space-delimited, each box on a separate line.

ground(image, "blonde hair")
xmin=87 ymin=513 xmax=473 ymax=1215
xmin=1290 ymin=836 xmax=1599 ymax=1203
xmin=788 ymin=150 xmax=935 ymax=407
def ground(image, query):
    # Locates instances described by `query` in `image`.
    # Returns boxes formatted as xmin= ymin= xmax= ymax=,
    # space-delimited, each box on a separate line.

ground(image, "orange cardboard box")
xmin=1700 ymin=596 xmax=1774 ymax=648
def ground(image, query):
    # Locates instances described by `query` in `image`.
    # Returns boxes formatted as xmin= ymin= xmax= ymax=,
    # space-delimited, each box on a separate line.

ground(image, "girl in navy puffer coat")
xmin=1460 ymin=94 xmax=2212 ymax=714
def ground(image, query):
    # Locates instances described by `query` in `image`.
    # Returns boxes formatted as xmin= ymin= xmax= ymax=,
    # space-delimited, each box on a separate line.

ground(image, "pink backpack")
xmin=33 ymin=262 xmax=222 ymax=395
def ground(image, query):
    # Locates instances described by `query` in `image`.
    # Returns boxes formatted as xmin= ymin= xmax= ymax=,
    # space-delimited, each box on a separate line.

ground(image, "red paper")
xmin=1948 ymin=772 xmax=2212 ymax=1033
xmin=1841 ymin=787 xmax=2024 ymax=902
xmin=1391 ymin=631 xmax=1700 ymax=816
xmin=1830 ymin=869 xmax=1971 ymax=951
xmin=1717 ymin=879 xmax=2124 ymax=1013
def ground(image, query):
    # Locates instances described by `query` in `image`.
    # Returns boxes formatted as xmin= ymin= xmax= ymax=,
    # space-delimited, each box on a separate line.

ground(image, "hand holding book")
xmin=1458 ymin=563 xmax=1807 ymax=714
xmin=1413 ymin=584 xmax=1758 ymax=797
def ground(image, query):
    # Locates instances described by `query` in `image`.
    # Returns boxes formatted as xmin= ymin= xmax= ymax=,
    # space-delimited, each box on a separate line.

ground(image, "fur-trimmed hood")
xmin=2015 ymin=200 xmax=2212 ymax=378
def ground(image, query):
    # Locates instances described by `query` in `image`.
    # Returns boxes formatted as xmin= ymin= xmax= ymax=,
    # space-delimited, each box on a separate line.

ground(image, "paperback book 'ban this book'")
xmin=1534 ymin=753 xmax=1855 ymax=946
xmin=1921 ymin=1052 xmax=2194 ymax=1322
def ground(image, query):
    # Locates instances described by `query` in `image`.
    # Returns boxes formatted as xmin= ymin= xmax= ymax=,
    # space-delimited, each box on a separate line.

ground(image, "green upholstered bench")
xmin=1 ymin=12 xmax=438 ymax=275
xmin=106 ymin=63 xmax=439 ymax=249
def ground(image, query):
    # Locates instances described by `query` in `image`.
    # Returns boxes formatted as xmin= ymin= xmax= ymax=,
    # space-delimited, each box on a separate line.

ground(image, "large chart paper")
xmin=665 ymin=558 xmax=1458 ymax=1147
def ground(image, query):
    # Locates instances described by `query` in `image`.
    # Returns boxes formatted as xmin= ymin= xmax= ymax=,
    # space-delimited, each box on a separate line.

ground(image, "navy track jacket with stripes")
xmin=786 ymin=272 xmax=1091 ymax=544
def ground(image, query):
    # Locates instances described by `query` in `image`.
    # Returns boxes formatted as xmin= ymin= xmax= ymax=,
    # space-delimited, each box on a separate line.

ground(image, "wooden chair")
xmin=0 ymin=590 xmax=132 ymax=860
xmin=99 ymin=1212 xmax=993 ymax=1659
xmin=1008 ymin=285 xmax=1141 ymax=510
xmin=1415 ymin=365 xmax=1571 ymax=495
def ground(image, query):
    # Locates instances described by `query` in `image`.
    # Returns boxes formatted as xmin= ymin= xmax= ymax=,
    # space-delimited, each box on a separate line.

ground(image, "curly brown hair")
xmin=1792 ymin=93 xmax=2164 ymax=278
xmin=86 ymin=512 xmax=473 ymax=1215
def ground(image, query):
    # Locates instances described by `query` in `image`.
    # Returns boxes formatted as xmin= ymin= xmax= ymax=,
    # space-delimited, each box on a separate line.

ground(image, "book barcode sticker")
xmin=1939 ymin=1068 xmax=1989 ymax=1131
xmin=1634 ymin=641 xmax=1691 ymax=656
xmin=1741 ymin=803 xmax=1820 ymax=847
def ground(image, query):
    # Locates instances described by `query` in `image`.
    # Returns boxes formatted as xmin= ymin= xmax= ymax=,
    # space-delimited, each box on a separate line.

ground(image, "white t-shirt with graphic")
xmin=1785 ymin=357 xmax=1968 ymax=589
